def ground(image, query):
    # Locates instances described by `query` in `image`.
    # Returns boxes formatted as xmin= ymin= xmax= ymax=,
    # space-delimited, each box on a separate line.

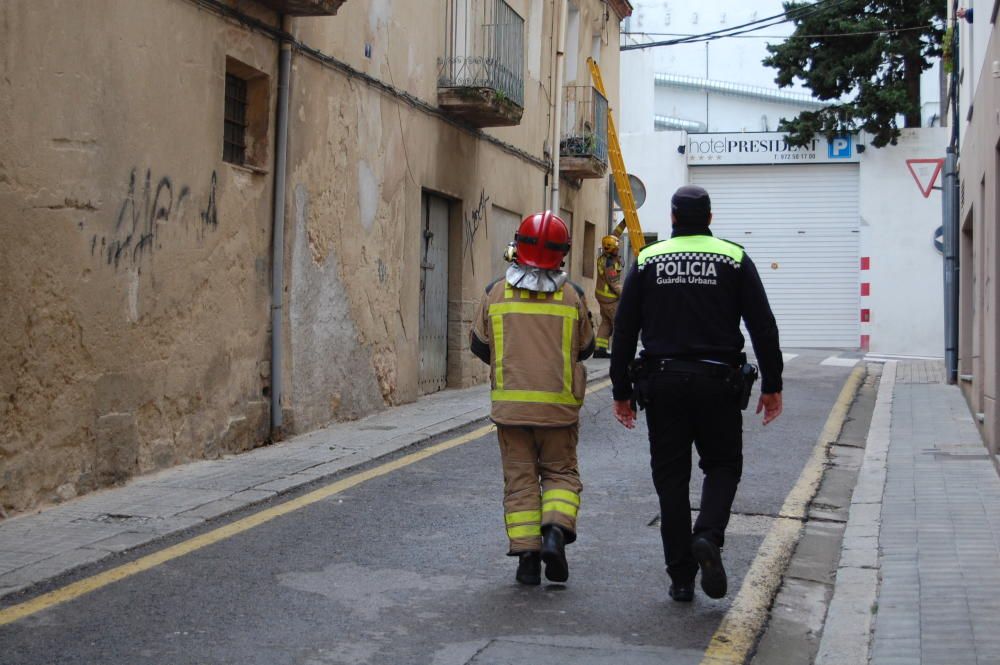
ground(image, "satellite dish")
xmin=612 ymin=174 xmax=647 ymax=210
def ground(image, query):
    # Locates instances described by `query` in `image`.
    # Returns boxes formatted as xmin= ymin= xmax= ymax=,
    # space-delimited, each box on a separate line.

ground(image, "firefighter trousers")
xmin=496 ymin=423 xmax=582 ymax=555
xmin=596 ymin=299 xmax=618 ymax=352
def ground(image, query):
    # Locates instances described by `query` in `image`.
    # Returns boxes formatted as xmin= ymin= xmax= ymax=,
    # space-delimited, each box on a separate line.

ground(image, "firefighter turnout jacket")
xmin=595 ymin=252 xmax=622 ymax=303
xmin=610 ymin=229 xmax=783 ymax=401
xmin=471 ymin=279 xmax=596 ymax=426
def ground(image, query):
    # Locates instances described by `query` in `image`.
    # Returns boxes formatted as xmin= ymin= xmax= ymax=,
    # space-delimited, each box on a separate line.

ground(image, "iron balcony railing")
xmin=439 ymin=0 xmax=525 ymax=108
xmin=560 ymin=85 xmax=609 ymax=164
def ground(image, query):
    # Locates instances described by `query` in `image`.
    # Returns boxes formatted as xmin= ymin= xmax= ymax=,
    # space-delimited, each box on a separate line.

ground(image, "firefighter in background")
xmin=470 ymin=211 xmax=595 ymax=585
xmin=593 ymin=233 xmax=623 ymax=358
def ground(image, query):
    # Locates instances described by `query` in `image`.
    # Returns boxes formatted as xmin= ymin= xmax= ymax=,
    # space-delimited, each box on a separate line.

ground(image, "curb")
xmin=814 ymin=360 xmax=896 ymax=665
xmin=699 ymin=364 xmax=867 ymax=665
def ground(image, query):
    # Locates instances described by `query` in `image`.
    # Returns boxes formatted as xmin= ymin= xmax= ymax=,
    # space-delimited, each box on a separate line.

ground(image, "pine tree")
xmin=763 ymin=0 xmax=946 ymax=147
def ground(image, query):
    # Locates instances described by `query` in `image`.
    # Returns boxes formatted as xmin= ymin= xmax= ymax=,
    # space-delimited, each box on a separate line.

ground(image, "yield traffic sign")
xmin=906 ymin=158 xmax=945 ymax=198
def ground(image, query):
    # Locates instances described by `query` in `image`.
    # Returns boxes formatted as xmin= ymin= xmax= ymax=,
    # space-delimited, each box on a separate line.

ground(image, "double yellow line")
xmin=0 ymin=378 xmax=613 ymax=627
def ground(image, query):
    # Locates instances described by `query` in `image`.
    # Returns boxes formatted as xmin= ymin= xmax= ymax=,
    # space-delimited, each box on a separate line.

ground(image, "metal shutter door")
xmin=690 ymin=164 xmax=860 ymax=348
xmin=419 ymin=194 xmax=450 ymax=394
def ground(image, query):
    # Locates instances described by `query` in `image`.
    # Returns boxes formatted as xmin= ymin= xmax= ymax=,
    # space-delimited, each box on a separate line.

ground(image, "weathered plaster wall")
xmin=0 ymin=0 xmax=277 ymax=512
xmin=958 ymin=22 xmax=1000 ymax=456
xmin=281 ymin=0 xmax=617 ymax=428
xmin=0 ymin=0 xmax=624 ymax=511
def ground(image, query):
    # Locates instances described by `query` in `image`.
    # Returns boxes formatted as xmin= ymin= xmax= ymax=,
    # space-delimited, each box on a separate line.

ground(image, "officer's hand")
xmin=614 ymin=400 xmax=636 ymax=429
xmin=756 ymin=392 xmax=783 ymax=426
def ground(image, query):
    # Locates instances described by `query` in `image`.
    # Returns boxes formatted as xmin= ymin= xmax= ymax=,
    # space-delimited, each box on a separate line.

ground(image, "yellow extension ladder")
xmin=588 ymin=57 xmax=645 ymax=257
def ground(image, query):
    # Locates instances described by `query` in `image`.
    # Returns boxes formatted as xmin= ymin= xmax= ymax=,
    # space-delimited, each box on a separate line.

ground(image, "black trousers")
xmin=644 ymin=371 xmax=743 ymax=584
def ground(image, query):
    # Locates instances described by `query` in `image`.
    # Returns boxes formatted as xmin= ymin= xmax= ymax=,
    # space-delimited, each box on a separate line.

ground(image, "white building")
xmin=616 ymin=0 xmax=947 ymax=356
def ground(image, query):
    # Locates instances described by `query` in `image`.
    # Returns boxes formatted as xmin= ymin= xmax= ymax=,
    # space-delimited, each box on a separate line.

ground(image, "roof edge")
xmin=607 ymin=0 xmax=633 ymax=20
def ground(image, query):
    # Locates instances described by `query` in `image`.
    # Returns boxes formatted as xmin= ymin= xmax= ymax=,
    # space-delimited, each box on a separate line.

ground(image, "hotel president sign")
xmin=686 ymin=132 xmax=861 ymax=165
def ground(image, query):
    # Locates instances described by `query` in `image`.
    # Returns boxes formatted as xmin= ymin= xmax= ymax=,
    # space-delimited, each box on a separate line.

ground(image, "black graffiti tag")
xmin=463 ymin=188 xmax=490 ymax=275
xmin=95 ymin=168 xmax=216 ymax=269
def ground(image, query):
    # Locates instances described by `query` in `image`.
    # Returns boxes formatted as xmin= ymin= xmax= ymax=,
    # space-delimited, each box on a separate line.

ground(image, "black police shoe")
xmin=515 ymin=551 xmax=541 ymax=585
xmin=692 ymin=536 xmax=727 ymax=599
xmin=668 ymin=581 xmax=694 ymax=602
xmin=593 ymin=349 xmax=610 ymax=359
xmin=541 ymin=525 xmax=569 ymax=583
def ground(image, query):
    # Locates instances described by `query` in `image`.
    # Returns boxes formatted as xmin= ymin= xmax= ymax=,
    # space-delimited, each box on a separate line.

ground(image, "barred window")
xmin=223 ymin=73 xmax=248 ymax=165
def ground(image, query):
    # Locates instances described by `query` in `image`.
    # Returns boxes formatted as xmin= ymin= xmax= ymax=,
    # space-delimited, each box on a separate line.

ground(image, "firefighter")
xmin=470 ymin=211 xmax=595 ymax=585
xmin=593 ymin=234 xmax=623 ymax=358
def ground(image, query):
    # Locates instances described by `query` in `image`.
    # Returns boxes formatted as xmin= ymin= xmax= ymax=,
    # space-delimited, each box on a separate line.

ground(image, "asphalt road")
xmin=1 ymin=349 xmax=857 ymax=665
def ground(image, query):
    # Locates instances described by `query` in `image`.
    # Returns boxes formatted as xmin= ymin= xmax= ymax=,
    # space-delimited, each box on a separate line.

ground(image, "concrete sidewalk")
xmin=0 ymin=361 xmax=611 ymax=601
xmin=817 ymin=359 xmax=1000 ymax=665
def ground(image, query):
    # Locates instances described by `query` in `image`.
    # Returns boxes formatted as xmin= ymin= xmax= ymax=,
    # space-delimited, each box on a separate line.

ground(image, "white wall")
xmin=957 ymin=5 xmax=988 ymax=142
xmin=859 ymin=127 xmax=947 ymax=357
xmin=653 ymin=87 xmax=820 ymax=133
xmin=619 ymin=48 xmax=655 ymax=134
xmin=921 ymin=60 xmax=944 ymax=127
xmin=618 ymin=130 xmax=688 ymax=241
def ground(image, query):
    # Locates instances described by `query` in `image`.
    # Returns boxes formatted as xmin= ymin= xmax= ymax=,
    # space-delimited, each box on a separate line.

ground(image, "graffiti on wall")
xmin=463 ymin=188 xmax=490 ymax=275
xmin=92 ymin=168 xmax=219 ymax=269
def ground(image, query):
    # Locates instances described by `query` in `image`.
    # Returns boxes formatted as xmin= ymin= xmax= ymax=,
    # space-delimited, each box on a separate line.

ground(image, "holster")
xmin=728 ymin=362 xmax=759 ymax=410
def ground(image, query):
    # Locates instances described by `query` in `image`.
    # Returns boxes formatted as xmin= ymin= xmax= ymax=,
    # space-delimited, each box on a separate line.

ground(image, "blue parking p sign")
xmin=829 ymin=136 xmax=853 ymax=159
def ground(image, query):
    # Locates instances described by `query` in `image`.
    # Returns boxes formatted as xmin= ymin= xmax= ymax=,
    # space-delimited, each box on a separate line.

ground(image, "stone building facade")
xmin=0 ymin=0 xmax=631 ymax=512
xmin=954 ymin=2 xmax=1000 ymax=463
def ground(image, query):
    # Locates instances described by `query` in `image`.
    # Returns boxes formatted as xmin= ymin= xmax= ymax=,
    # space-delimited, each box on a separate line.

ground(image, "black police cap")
xmin=671 ymin=185 xmax=711 ymax=214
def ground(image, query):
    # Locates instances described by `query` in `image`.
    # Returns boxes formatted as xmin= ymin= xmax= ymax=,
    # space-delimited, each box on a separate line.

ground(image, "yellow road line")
xmin=699 ymin=365 xmax=866 ymax=665
xmin=0 ymin=378 xmax=613 ymax=627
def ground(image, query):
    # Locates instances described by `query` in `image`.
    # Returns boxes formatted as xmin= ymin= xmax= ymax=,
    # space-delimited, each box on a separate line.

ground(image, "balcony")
xmin=254 ymin=0 xmax=347 ymax=14
xmin=559 ymin=86 xmax=609 ymax=179
xmin=438 ymin=0 xmax=525 ymax=128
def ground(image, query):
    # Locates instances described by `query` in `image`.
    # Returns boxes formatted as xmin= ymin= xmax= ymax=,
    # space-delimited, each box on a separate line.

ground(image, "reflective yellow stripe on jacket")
xmin=596 ymin=257 xmax=620 ymax=300
xmin=488 ymin=296 xmax=582 ymax=406
xmin=596 ymin=284 xmax=618 ymax=299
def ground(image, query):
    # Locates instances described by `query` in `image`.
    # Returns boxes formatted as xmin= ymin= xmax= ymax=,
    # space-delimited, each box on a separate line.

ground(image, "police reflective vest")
xmin=470 ymin=280 xmax=595 ymax=427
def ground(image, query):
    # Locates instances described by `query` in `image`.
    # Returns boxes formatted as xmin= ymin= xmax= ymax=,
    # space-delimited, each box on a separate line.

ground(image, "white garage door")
xmin=690 ymin=164 xmax=860 ymax=348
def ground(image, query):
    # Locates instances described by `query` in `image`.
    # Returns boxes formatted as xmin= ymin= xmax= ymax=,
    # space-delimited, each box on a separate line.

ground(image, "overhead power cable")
xmin=622 ymin=24 xmax=933 ymax=40
xmin=620 ymin=0 xmax=856 ymax=50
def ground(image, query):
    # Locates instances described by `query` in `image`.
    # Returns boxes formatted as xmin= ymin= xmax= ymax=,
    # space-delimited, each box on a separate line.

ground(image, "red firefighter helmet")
xmin=514 ymin=211 xmax=571 ymax=270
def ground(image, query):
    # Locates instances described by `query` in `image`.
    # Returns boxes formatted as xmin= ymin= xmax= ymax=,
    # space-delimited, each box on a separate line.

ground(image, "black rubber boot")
xmin=668 ymin=581 xmax=695 ymax=602
xmin=692 ymin=536 xmax=727 ymax=599
xmin=541 ymin=525 xmax=569 ymax=582
xmin=515 ymin=552 xmax=541 ymax=586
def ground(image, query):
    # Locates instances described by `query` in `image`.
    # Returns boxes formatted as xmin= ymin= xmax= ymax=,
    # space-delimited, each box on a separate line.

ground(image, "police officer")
xmin=471 ymin=211 xmax=595 ymax=586
xmin=609 ymin=185 xmax=783 ymax=602
xmin=593 ymin=234 xmax=623 ymax=358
